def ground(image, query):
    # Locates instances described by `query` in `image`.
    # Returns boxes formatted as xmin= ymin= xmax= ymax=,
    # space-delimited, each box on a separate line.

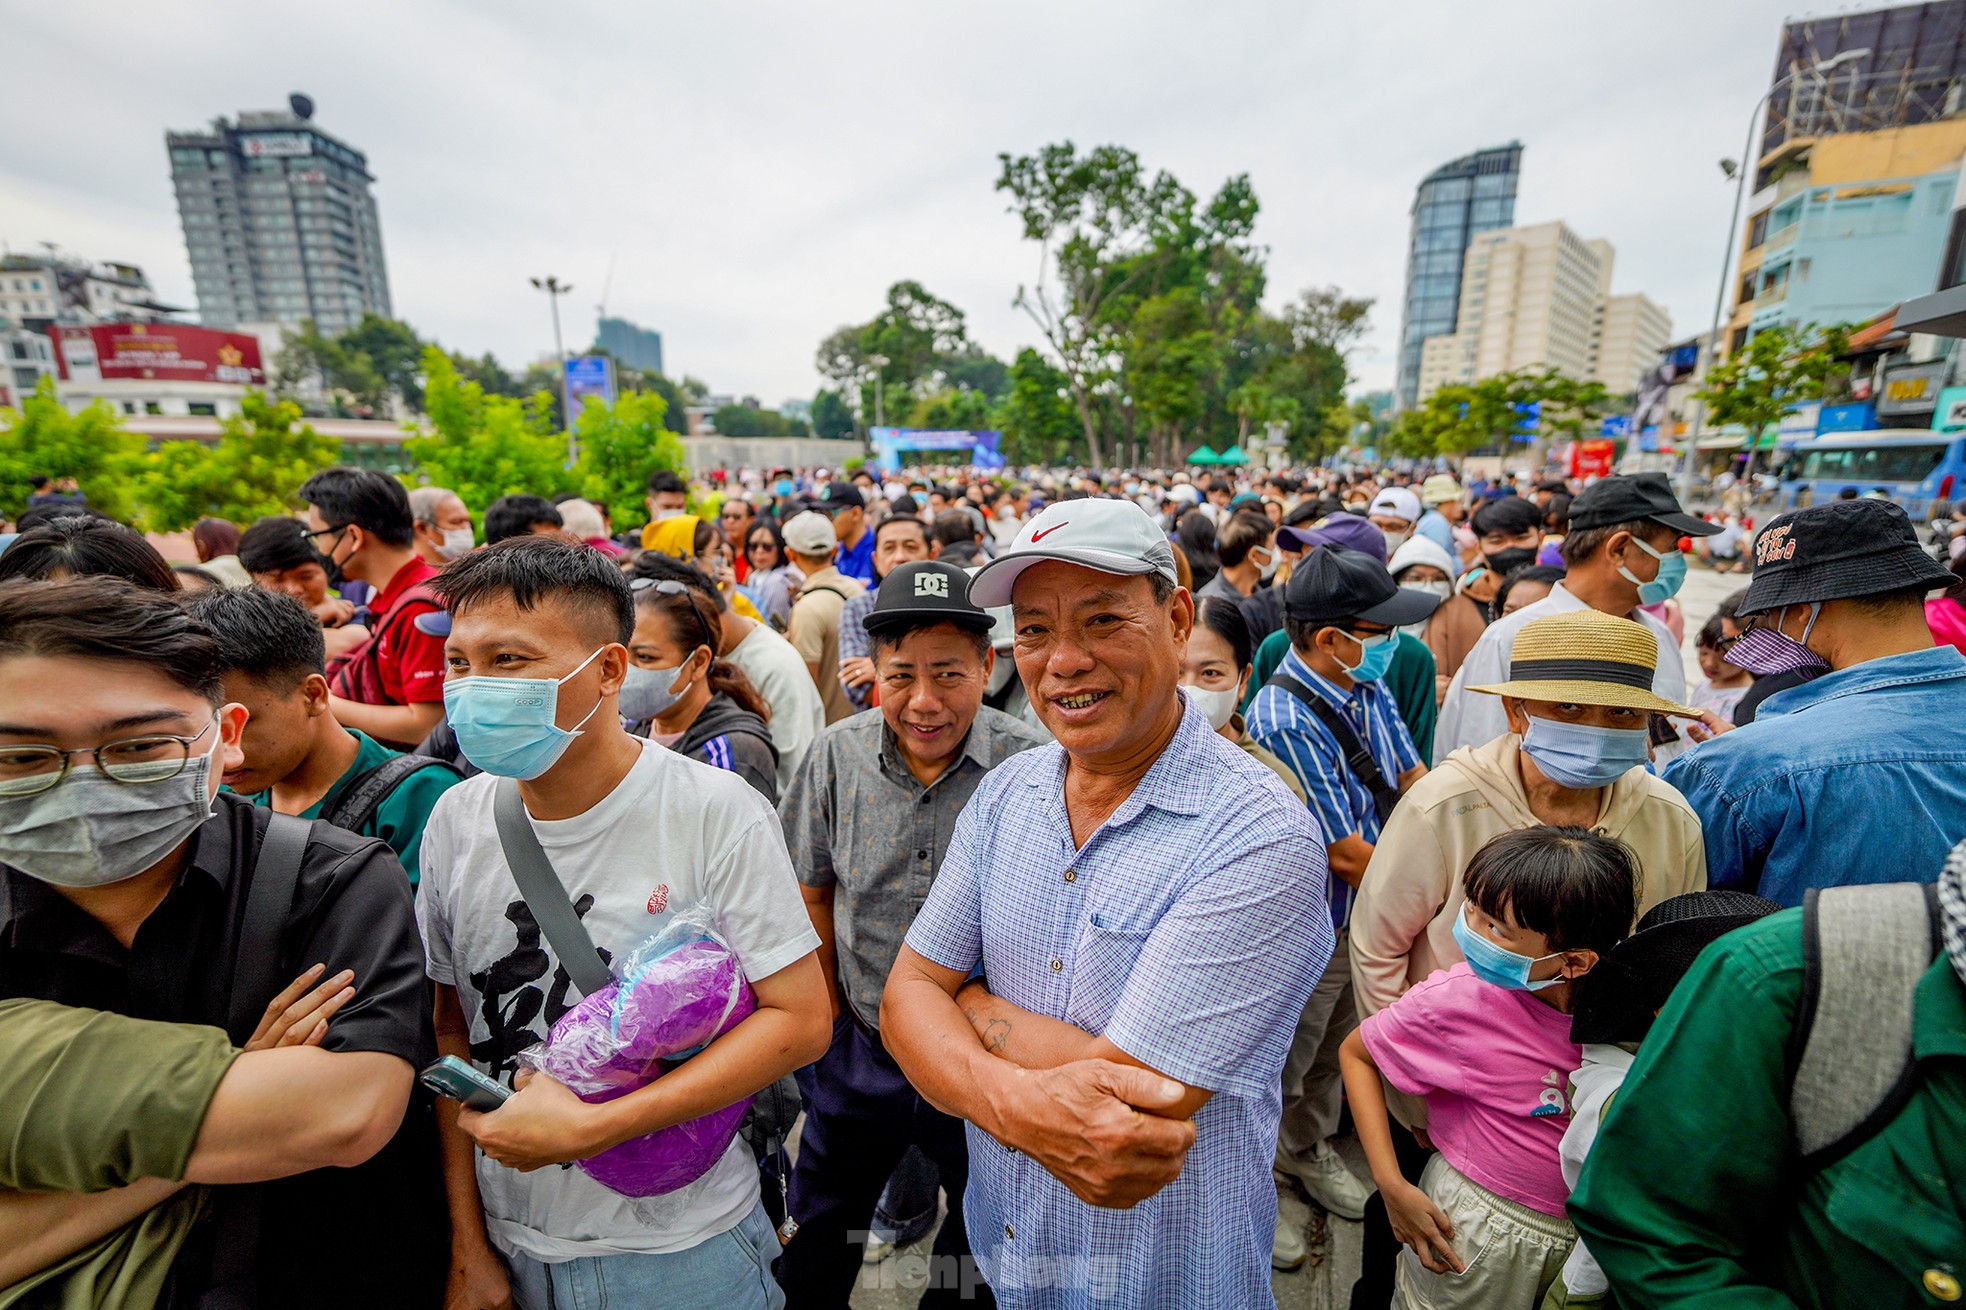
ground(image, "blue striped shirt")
xmin=1245 ymin=647 xmax=1421 ymax=931
xmin=906 ymin=698 xmax=1331 ymax=1309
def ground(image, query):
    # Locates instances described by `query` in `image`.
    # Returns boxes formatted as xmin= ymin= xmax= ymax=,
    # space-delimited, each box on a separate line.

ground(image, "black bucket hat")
xmin=1570 ymin=890 xmax=1782 ymax=1045
xmin=1738 ymin=499 xmax=1954 ymax=617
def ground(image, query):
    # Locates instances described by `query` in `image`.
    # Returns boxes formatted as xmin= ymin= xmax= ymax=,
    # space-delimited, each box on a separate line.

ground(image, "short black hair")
xmin=434 ymin=536 xmax=633 ymax=644
xmin=876 ymin=514 xmax=929 ymax=546
xmin=1495 ymin=564 xmax=1564 ymax=613
xmin=890 ymin=494 xmax=921 ymax=517
xmin=931 ymin=510 xmax=978 ymax=549
xmin=28 ymin=474 xmax=48 ymax=490
xmin=1216 ymin=510 xmax=1272 ymax=569
xmin=297 ymin=467 xmax=415 ymax=547
xmin=1697 ymin=612 xmax=1728 ymax=650
xmin=1462 ymin=826 xmax=1638 ymax=955
xmin=1470 ymin=496 xmax=1544 ymax=539
xmin=0 ymin=577 xmax=223 ymax=704
xmin=626 ymin=551 xmax=725 ymax=613
xmin=483 ymin=495 xmax=564 ymax=545
xmin=0 ymin=516 xmax=180 ymax=592
xmin=238 ymin=516 xmax=323 ymax=575
xmin=1850 ymin=582 xmax=1934 ymax=615
xmin=869 ymin=619 xmax=992 ymax=663
xmin=647 ymin=469 xmax=687 ymax=497
xmin=185 ymin=585 xmax=327 ymax=689
xmin=1195 ymin=596 xmax=1252 ymax=672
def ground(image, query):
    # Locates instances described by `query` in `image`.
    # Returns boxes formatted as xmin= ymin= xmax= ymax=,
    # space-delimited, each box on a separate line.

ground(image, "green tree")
xmin=992 ymin=348 xmax=1082 ymax=465
xmin=573 ymin=391 xmax=687 ymax=532
xmin=1699 ymin=323 xmax=1853 ymax=474
xmin=137 ymin=391 xmax=343 ymax=532
xmin=337 ymin=315 xmax=427 ymax=411
xmin=910 ymin=387 xmax=995 ymax=431
xmin=811 ymin=389 xmax=855 ymax=440
xmin=0 ymin=377 xmax=146 ymax=522
xmin=815 ymin=281 xmax=1007 ymax=429
xmin=407 ymin=349 xmax=573 ymax=514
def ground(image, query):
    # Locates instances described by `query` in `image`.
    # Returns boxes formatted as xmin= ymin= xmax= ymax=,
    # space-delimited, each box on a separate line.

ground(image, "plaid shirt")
xmin=1245 ymin=646 xmax=1420 ymax=932
xmin=907 ymin=699 xmax=1331 ymax=1309
xmin=837 ymin=588 xmax=880 ymax=710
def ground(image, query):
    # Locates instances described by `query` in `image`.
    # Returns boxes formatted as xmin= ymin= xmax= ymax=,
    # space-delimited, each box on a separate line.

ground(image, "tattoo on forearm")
xmin=981 ymin=1018 xmax=1012 ymax=1055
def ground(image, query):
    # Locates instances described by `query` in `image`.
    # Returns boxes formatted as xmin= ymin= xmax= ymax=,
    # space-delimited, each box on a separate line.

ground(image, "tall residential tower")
xmin=1394 ymin=142 xmax=1522 ymax=411
xmin=166 ymin=95 xmax=391 ymax=335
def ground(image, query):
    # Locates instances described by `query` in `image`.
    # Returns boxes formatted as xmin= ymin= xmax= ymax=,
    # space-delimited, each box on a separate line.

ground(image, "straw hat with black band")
xmin=1469 ymin=608 xmax=1698 ymax=716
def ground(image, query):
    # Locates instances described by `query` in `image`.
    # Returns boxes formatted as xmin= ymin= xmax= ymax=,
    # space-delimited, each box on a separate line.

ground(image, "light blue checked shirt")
xmin=838 ymin=587 xmax=880 ymax=709
xmin=1244 ymin=647 xmax=1421 ymax=932
xmin=906 ymin=697 xmax=1332 ymax=1310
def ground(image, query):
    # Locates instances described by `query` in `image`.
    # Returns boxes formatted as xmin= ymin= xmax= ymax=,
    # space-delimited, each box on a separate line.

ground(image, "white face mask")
xmin=1405 ymin=578 xmax=1451 ymax=600
xmin=618 ymin=661 xmax=692 ymax=723
xmin=1182 ymin=682 xmax=1240 ymax=731
xmin=651 ymin=507 xmax=683 ymax=523
xmin=1380 ymin=527 xmax=1413 ymax=554
xmin=1253 ymin=546 xmax=1281 ymax=580
xmin=0 ymin=736 xmax=220 ymax=888
xmin=438 ymin=526 xmax=475 ymax=560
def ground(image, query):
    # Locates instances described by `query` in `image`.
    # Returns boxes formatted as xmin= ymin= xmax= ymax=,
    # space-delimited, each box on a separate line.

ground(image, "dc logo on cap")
xmin=914 ymin=572 xmax=950 ymax=598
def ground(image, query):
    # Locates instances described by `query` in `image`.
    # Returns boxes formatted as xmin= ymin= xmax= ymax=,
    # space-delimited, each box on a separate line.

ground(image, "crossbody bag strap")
xmin=1265 ymin=673 xmax=1400 ymax=827
xmin=491 ymin=778 xmax=613 ymax=996
xmin=227 ymin=810 xmax=310 ymax=1045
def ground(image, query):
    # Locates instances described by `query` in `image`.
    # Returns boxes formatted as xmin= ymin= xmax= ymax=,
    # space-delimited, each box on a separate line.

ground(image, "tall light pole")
xmin=531 ymin=275 xmax=577 ymax=464
xmin=865 ymin=354 xmax=889 ymax=458
xmin=1681 ymin=48 xmax=1870 ymax=503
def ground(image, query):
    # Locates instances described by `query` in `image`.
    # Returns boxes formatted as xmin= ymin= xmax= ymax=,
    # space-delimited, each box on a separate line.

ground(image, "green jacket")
xmin=1569 ymin=909 xmax=1966 ymax=1309
xmin=1247 ymin=627 xmax=1439 ymax=763
xmin=249 ymin=730 xmax=456 ymax=886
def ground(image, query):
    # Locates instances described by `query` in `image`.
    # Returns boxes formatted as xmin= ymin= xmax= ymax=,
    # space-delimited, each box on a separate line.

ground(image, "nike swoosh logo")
xmin=1031 ymin=523 xmax=1067 ymax=542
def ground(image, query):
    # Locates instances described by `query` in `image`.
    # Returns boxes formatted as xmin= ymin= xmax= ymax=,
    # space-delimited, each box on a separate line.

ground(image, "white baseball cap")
xmin=969 ymin=499 xmax=1178 ymax=607
xmin=1368 ymin=487 xmax=1422 ymax=525
xmin=782 ymin=510 xmax=835 ymax=555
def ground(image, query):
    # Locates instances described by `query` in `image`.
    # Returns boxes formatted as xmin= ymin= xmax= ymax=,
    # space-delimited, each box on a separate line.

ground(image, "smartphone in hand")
xmin=420 ymin=1055 xmax=512 ymax=1112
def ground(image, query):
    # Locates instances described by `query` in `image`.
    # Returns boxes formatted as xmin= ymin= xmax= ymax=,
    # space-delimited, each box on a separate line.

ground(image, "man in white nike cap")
xmin=882 ymin=498 xmax=1333 ymax=1308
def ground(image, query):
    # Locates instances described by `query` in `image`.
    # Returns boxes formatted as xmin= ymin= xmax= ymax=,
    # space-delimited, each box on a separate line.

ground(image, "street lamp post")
xmin=531 ymin=275 xmax=578 ymax=464
xmin=1681 ymin=48 xmax=1870 ymax=504
xmin=867 ymin=354 xmax=889 ymax=428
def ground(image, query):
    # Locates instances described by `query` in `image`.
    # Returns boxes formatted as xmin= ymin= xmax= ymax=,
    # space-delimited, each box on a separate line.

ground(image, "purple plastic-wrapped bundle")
xmin=524 ymin=911 xmax=757 ymax=1197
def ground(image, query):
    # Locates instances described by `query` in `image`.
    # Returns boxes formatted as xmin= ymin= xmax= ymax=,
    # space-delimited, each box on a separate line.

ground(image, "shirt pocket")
xmin=1821 ymin=1159 xmax=1966 ymax=1304
xmin=1064 ymin=915 xmax=1153 ymax=1035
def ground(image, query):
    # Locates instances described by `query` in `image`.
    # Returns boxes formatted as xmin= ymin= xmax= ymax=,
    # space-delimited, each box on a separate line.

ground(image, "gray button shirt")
xmin=780 ymin=705 xmax=1046 ymax=1027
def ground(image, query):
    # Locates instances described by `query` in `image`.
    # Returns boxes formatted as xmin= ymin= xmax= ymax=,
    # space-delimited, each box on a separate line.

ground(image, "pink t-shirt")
xmin=1358 ymin=962 xmax=1580 ymax=1216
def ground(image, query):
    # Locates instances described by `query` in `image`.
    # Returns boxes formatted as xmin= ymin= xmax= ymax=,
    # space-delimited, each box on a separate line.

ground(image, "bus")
xmin=1778 ymin=430 xmax=1966 ymax=518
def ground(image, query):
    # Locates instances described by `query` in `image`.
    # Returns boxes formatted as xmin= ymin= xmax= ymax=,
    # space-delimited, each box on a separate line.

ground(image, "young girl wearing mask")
xmin=1341 ymin=825 xmax=1637 ymax=1310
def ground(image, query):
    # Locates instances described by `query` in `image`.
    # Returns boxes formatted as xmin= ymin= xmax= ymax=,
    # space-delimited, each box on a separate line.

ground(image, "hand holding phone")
xmin=420 ymin=1055 xmax=512 ymax=1112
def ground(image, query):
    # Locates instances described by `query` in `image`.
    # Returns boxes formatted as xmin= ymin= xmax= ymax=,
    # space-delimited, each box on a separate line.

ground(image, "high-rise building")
xmin=166 ymin=95 xmax=391 ymax=335
xmin=594 ymin=316 xmax=664 ymax=375
xmin=0 ymin=252 xmax=173 ymax=330
xmin=1415 ymin=222 xmax=1671 ymax=401
xmin=1394 ymin=142 xmax=1523 ymax=411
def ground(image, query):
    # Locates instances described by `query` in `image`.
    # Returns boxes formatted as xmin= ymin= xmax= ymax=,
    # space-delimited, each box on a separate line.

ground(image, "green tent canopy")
xmin=1217 ymin=444 xmax=1250 ymax=465
xmin=1187 ymin=445 xmax=1222 ymax=465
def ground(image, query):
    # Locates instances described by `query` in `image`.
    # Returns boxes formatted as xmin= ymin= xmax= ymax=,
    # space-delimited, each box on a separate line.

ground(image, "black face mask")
xmin=1482 ymin=546 xmax=1538 ymax=578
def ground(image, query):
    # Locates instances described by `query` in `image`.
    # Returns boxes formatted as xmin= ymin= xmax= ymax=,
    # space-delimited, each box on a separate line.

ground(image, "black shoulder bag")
xmin=1264 ymin=673 xmax=1401 ymax=828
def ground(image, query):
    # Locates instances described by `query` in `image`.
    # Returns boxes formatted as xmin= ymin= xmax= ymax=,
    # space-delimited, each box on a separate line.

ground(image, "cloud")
xmin=0 ymin=0 xmax=1798 ymax=405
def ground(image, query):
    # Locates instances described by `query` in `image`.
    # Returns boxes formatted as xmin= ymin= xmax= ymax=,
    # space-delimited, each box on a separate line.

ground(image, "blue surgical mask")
xmin=1338 ymin=631 xmax=1397 ymax=684
xmin=1519 ymin=715 xmax=1650 ymax=789
xmin=443 ymin=647 xmax=609 ymax=780
xmin=1618 ymin=535 xmax=1686 ymax=605
xmin=1452 ymin=904 xmax=1565 ymax=992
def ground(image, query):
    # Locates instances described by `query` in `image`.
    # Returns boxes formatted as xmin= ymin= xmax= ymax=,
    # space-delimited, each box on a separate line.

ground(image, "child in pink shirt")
xmin=1340 ymin=826 xmax=1637 ymax=1310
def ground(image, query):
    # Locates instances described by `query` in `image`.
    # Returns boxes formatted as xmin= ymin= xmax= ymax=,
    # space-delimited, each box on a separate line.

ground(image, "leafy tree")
xmin=0 ymin=377 xmax=146 ymax=522
xmin=337 ymin=315 xmax=426 ymax=411
xmin=449 ymin=350 xmax=522 ymax=398
xmin=992 ymin=349 xmax=1082 ymax=465
xmin=1126 ymin=287 xmax=1223 ymax=466
xmin=811 ymin=389 xmax=855 ymax=440
xmin=712 ymin=403 xmax=806 ymax=438
xmin=910 ymin=387 xmax=995 ymax=431
xmin=137 ymin=391 xmax=343 ymax=532
xmin=815 ymin=281 xmax=1007 ymax=428
xmin=407 ymin=349 xmax=573 ymax=515
xmin=1699 ymin=322 xmax=1853 ymax=474
xmin=573 ymin=391 xmax=687 ymax=532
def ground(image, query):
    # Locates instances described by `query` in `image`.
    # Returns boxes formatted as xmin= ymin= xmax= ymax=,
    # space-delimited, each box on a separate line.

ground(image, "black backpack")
xmin=318 ymin=754 xmax=461 ymax=836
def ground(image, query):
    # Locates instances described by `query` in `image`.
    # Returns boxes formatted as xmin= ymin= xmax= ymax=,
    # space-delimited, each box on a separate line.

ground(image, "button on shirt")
xmin=1246 ymin=647 xmax=1421 ymax=931
xmin=905 ymin=700 xmax=1331 ymax=1310
xmin=781 ymin=706 xmax=1046 ymax=1028
xmin=1662 ymin=645 xmax=1966 ymax=905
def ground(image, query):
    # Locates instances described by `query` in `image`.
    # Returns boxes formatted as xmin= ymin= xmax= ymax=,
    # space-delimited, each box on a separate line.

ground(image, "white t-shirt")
xmin=727 ymin=622 xmax=825 ymax=795
xmin=416 ymin=738 xmax=821 ymax=1262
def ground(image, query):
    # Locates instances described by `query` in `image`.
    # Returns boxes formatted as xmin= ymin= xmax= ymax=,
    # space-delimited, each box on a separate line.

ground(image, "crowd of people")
xmin=1 ymin=455 xmax=1963 ymax=1310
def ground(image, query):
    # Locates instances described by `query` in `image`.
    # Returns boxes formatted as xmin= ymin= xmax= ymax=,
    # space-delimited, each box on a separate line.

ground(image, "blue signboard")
xmin=1816 ymin=401 xmax=1876 ymax=435
xmin=564 ymin=355 xmax=616 ymax=418
xmin=870 ymin=427 xmax=1004 ymax=472
xmin=1600 ymin=415 xmax=1632 ymax=439
xmin=1511 ymin=401 xmax=1540 ymax=443
xmin=1637 ymin=426 xmax=1660 ymax=453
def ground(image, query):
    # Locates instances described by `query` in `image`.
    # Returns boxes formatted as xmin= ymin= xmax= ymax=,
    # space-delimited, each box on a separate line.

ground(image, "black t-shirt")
xmin=0 ymin=795 xmax=446 ymax=1309
xmin=1732 ymin=667 xmax=1820 ymax=726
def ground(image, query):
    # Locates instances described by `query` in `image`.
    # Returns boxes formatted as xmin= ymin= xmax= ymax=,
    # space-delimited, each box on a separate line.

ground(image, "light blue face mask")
xmin=1519 ymin=715 xmax=1650 ymax=789
xmin=1619 ymin=535 xmax=1686 ymax=605
xmin=1337 ymin=631 xmax=1397 ymax=684
xmin=443 ymin=647 xmax=609 ymax=780
xmin=1452 ymin=904 xmax=1566 ymax=992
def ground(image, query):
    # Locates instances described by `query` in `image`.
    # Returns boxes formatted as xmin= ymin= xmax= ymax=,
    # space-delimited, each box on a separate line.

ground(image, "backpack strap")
xmin=318 ymin=754 xmax=462 ymax=836
xmin=1264 ymin=673 xmax=1399 ymax=827
xmin=1790 ymin=881 xmax=1941 ymax=1168
xmin=490 ymin=778 xmax=613 ymax=996
xmin=226 ymin=810 xmax=311 ymax=1045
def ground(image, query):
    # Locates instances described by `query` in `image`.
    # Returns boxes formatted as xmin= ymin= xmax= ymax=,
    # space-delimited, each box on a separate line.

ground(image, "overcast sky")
xmin=2 ymin=0 xmax=1806 ymax=407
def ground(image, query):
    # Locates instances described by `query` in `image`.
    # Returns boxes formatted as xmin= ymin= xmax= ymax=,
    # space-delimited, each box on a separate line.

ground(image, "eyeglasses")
xmin=630 ymin=578 xmax=716 ymax=655
xmin=303 ymin=523 xmax=349 ymax=544
xmin=0 ymin=714 xmax=219 ymax=798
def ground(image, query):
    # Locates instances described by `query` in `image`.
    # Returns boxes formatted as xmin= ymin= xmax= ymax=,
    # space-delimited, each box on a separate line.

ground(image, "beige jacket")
xmin=1349 ymin=733 xmax=1707 ymax=1024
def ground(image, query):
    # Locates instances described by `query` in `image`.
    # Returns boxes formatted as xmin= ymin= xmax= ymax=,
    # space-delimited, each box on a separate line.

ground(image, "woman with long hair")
xmin=740 ymin=519 xmax=797 ymax=630
xmin=625 ymin=575 xmax=780 ymax=803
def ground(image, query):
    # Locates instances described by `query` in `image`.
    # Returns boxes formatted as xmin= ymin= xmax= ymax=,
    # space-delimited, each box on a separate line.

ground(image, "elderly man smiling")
xmin=882 ymin=499 xmax=1331 ymax=1309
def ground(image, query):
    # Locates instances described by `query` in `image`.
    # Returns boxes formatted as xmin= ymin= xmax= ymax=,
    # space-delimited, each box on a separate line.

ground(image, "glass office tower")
xmin=1394 ymin=142 xmax=1522 ymax=411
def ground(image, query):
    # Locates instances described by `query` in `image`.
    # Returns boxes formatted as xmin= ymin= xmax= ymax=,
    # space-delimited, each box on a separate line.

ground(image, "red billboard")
xmin=51 ymin=323 xmax=265 ymax=386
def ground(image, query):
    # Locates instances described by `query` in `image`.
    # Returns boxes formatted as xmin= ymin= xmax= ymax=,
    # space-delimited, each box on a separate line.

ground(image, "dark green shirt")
xmin=1569 ymin=909 xmax=1966 ymax=1309
xmin=249 ymin=730 xmax=456 ymax=886
xmin=1246 ymin=628 xmax=1439 ymax=763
